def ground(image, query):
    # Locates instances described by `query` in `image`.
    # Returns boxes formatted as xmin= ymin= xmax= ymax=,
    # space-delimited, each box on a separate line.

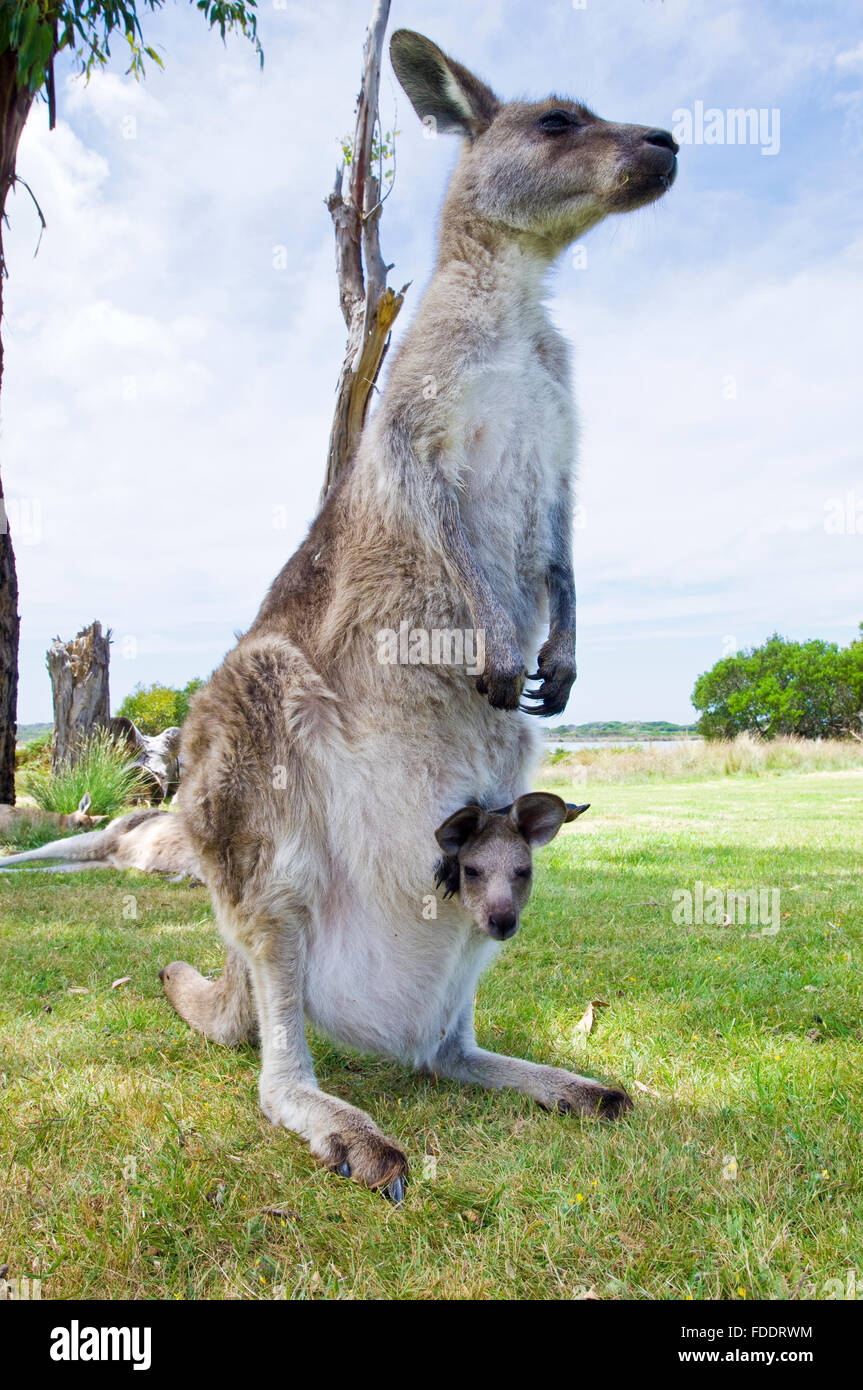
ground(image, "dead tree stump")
xmin=47 ymin=621 xmax=111 ymax=770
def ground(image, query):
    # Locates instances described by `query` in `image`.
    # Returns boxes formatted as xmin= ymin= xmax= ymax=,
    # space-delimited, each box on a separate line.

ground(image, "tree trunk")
xmin=320 ymin=0 xmax=407 ymax=502
xmin=0 ymin=49 xmax=36 ymax=803
xmin=47 ymin=622 xmax=112 ymax=771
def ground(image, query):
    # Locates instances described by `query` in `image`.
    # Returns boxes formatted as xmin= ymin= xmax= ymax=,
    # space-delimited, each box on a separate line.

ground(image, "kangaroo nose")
xmin=644 ymin=128 xmax=679 ymax=155
xmin=488 ymin=913 xmax=517 ymax=940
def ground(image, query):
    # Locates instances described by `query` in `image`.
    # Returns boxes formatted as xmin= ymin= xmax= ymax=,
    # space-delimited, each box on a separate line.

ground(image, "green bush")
xmin=115 ymin=678 xmax=204 ymax=736
xmin=692 ymin=627 xmax=863 ymax=740
xmin=22 ymin=728 xmax=149 ymax=818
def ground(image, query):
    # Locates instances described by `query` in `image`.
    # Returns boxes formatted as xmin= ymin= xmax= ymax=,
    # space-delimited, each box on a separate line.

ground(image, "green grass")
xmin=0 ymin=768 xmax=860 ymax=1300
xmin=22 ymin=727 xmax=148 ymax=818
xmin=544 ymin=732 xmax=863 ymax=783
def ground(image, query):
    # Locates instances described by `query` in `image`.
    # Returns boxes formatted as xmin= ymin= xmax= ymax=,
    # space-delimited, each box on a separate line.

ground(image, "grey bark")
xmin=47 ymin=622 xmax=111 ymax=770
xmin=0 ymin=48 xmax=36 ymax=803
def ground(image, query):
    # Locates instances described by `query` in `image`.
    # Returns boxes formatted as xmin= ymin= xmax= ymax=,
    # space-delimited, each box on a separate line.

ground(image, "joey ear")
xmin=77 ymin=792 xmax=91 ymax=814
xmin=435 ymin=804 xmax=486 ymax=856
xmin=390 ymin=29 xmax=499 ymax=138
xmin=564 ymin=803 xmax=590 ymax=822
xmin=509 ymin=793 xmax=568 ymax=847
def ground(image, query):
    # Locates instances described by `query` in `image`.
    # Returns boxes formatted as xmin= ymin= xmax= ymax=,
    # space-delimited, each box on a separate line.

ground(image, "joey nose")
xmin=488 ymin=913 xmax=517 ymax=941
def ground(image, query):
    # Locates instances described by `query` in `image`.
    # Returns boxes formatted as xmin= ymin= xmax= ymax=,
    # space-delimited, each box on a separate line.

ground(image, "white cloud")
xmin=835 ymin=41 xmax=863 ymax=71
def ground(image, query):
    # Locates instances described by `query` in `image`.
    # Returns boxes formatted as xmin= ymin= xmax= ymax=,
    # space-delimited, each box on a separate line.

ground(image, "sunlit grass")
xmin=0 ymin=769 xmax=860 ymax=1299
xmin=543 ymin=731 xmax=863 ymax=784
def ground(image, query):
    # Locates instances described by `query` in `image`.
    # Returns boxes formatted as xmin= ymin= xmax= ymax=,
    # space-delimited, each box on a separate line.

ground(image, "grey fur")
xmin=159 ymin=31 xmax=675 ymax=1190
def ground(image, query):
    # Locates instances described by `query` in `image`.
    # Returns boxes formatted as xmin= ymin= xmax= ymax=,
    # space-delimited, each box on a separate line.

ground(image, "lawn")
xmin=0 ymin=765 xmax=861 ymax=1300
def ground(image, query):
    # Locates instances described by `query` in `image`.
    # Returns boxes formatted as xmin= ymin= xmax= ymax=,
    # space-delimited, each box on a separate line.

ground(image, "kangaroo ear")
xmin=564 ymin=803 xmax=590 ymax=822
xmin=390 ymin=30 xmax=499 ymax=138
xmin=109 ymin=715 xmax=145 ymax=751
xmin=509 ymin=793 xmax=568 ymax=847
xmin=435 ymin=804 xmax=486 ymax=855
xmin=77 ymin=792 xmax=91 ymax=814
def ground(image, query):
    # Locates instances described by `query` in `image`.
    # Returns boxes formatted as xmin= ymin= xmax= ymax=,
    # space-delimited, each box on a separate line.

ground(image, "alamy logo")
xmin=376 ymin=622 xmax=485 ymax=676
xmin=672 ymin=881 xmax=780 ymax=934
xmin=0 ymin=497 xmax=42 ymax=545
xmin=49 ymin=1321 xmax=152 ymax=1371
xmin=672 ymin=101 xmax=780 ymax=156
xmin=824 ymin=490 xmax=863 ymax=535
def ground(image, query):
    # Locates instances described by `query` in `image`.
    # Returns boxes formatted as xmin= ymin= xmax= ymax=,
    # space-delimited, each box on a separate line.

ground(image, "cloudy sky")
xmin=2 ymin=0 xmax=861 ymax=726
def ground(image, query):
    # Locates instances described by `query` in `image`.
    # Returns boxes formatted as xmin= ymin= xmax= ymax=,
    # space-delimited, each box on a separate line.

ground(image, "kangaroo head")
xmin=63 ymin=791 xmax=104 ymax=829
xmin=435 ymin=793 xmax=589 ymax=941
xmin=390 ymin=29 xmax=677 ymax=255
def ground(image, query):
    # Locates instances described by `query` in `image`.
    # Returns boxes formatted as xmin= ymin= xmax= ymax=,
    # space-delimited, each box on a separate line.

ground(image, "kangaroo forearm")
xmin=520 ymin=500 xmax=577 ymax=715
xmin=546 ymin=494 xmax=576 ymax=638
xmin=438 ymin=494 xmax=515 ymax=641
xmin=548 ymin=561 xmax=575 ymax=641
xmin=435 ymin=492 xmax=527 ymax=708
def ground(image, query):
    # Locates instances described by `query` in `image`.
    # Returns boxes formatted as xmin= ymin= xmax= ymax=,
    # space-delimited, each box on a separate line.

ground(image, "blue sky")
xmin=3 ymin=0 xmax=861 ymax=726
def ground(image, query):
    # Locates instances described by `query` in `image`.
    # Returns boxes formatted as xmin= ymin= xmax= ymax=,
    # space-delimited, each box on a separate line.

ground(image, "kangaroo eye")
xmin=463 ymin=866 xmax=480 ymax=879
xmin=516 ymin=867 xmax=532 ymax=879
xmin=538 ymin=110 xmax=574 ymax=133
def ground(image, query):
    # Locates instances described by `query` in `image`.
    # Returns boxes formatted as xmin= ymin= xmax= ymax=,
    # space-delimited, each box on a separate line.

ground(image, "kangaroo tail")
xmin=0 ymin=827 xmax=108 ymax=869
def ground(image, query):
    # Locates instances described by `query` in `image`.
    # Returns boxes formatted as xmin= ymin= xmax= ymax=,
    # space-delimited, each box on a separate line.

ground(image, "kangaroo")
xmin=0 ymin=807 xmax=200 ymax=877
xmin=0 ymin=793 xmax=104 ymax=838
xmin=160 ymin=30 xmax=677 ymax=1198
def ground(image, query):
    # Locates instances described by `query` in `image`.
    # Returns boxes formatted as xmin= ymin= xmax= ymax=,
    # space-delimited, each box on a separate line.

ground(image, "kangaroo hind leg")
xmin=240 ymin=892 xmax=408 ymax=1200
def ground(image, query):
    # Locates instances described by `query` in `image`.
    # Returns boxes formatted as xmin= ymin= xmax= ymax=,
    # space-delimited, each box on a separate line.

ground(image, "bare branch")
xmin=321 ymin=0 xmax=406 ymax=502
xmin=11 ymin=176 xmax=47 ymax=258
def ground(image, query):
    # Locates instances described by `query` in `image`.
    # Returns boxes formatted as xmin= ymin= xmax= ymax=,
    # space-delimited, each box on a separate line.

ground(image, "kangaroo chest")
xmin=456 ymin=336 xmax=574 ymax=644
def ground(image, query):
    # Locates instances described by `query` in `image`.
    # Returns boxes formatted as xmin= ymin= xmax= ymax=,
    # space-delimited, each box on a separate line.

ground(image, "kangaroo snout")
xmin=607 ymin=123 xmax=679 ymax=211
xmin=641 ymin=127 xmax=678 ymax=182
xmin=643 ymin=128 xmax=678 ymax=184
xmin=487 ymin=911 xmax=518 ymax=941
xmin=644 ymin=127 xmax=679 ymax=155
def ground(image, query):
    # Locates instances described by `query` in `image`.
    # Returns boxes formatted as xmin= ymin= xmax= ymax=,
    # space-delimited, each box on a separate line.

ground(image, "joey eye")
xmin=515 ymin=867 xmax=532 ymax=880
xmin=538 ymin=110 xmax=575 ymax=134
xmin=463 ymin=866 xmax=480 ymax=879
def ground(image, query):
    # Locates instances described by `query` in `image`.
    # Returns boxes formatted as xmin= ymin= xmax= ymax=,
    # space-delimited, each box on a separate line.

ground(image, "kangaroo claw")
xmin=382 ymin=1175 xmax=405 ymax=1205
xmin=338 ymin=1161 xmax=352 ymax=1179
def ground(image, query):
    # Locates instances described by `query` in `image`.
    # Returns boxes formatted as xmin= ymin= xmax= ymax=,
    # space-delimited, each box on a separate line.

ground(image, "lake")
xmin=544 ymin=738 xmax=704 ymax=752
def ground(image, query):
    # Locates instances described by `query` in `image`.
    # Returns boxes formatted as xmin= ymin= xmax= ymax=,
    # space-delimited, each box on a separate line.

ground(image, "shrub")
xmin=692 ymin=628 xmax=863 ymax=740
xmin=22 ymin=728 xmax=149 ymax=817
xmin=115 ymin=678 xmax=204 ymax=736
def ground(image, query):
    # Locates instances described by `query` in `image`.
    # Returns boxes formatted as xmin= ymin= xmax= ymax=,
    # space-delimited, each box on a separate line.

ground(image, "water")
xmin=545 ymin=738 xmax=703 ymax=752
